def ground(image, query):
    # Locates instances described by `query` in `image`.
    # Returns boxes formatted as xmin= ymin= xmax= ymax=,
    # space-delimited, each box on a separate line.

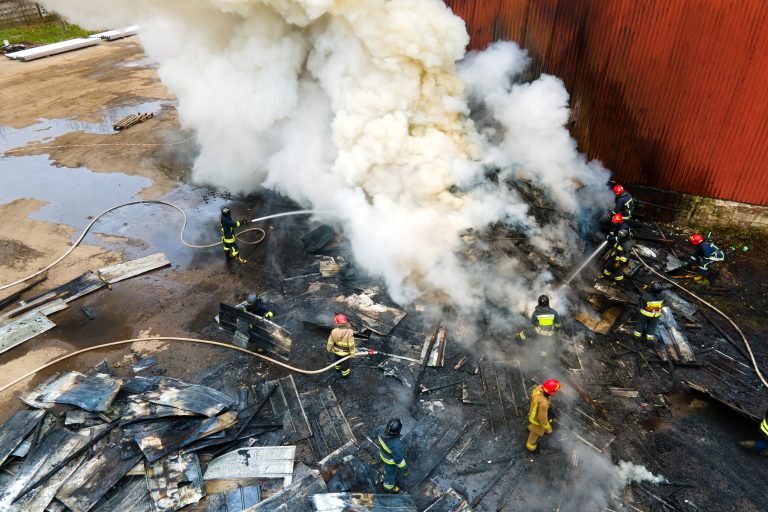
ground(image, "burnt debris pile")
xmin=0 ymin=204 xmax=765 ymax=511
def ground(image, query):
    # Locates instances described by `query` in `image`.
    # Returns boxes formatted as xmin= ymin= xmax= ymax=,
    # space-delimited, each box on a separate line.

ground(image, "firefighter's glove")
xmin=264 ymin=311 xmax=274 ymax=319
xmin=515 ymin=331 xmax=526 ymax=343
xmin=242 ymin=219 xmax=251 ymax=226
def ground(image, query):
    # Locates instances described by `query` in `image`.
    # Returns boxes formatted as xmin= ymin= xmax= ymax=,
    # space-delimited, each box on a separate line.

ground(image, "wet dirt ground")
xmin=0 ymin=38 xmax=767 ymax=512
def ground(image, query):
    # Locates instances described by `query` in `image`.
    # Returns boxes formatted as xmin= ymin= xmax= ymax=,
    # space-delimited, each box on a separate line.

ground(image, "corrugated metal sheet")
xmin=446 ymin=0 xmax=768 ymax=205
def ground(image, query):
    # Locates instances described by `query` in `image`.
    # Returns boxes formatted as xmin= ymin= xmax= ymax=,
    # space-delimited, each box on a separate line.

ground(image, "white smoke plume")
xmin=42 ymin=0 xmax=612 ymax=313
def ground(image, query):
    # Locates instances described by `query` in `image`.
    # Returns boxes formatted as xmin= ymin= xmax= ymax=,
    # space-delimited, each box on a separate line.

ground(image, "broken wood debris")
xmin=218 ymin=303 xmax=292 ymax=359
xmin=146 ymin=451 xmax=205 ymax=512
xmin=311 ymin=492 xmax=418 ymax=511
xmin=420 ymin=321 xmax=447 ymax=367
xmin=203 ymin=446 xmax=296 ymax=487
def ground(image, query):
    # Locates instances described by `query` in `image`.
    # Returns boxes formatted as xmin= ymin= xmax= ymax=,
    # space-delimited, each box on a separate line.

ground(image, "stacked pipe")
xmin=113 ymin=112 xmax=154 ymax=131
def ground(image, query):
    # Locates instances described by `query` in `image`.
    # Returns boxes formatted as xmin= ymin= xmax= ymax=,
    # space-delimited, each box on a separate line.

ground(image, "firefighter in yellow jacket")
xmin=327 ymin=313 xmax=355 ymax=378
xmin=526 ymin=379 xmax=561 ymax=452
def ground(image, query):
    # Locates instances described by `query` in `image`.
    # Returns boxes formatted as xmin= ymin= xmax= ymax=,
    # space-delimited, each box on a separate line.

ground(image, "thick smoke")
xmin=42 ymin=0 xmax=612 ymax=314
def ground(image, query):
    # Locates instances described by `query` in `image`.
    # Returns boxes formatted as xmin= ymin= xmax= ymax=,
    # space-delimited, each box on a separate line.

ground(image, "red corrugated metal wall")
xmin=445 ymin=0 xmax=768 ymax=205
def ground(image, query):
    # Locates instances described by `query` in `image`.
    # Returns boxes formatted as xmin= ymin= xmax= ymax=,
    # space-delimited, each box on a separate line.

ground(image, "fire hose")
xmin=0 ymin=341 xmax=420 ymax=393
xmin=0 ymin=202 xmax=321 ymax=292
xmin=0 ymin=337 xmax=371 ymax=393
xmin=633 ymin=250 xmax=768 ymax=389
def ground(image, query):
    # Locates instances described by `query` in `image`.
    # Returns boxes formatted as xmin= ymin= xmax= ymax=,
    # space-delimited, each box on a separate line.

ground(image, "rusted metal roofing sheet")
xmin=445 ymin=0 xmax=768 ymax=205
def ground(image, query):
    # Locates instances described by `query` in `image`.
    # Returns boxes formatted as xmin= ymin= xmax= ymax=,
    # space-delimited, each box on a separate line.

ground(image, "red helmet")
xmin=613 ymin=184 xmax=624 ymax=195
xmin=611 ymin=213 xmax=624 ymax=224
xmin=542 ymin=379 xmax=561 ymax=394
xmin=689 ymin=233 xmax=703 ymax=245
xmin=334 ymin=313 xmax=348 ymax=325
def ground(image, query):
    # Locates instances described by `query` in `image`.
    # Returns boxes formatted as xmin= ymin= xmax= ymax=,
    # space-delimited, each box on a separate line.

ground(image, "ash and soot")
xmin=44 ymin=0 xmax=612 ymax=314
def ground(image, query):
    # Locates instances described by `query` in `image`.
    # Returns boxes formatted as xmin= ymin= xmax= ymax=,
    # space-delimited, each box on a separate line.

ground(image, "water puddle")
xmin=0 ymin=154 xmax=152 ymax=227
xmin=0 ymin=100 xmax=166 ymax=153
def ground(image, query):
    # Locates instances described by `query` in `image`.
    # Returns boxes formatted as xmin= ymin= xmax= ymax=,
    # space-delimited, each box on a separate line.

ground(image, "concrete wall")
xmin=676 ymin=196 xmax=768 ymax=231
xmin=0 ymin=1 xmax=52 ymax=29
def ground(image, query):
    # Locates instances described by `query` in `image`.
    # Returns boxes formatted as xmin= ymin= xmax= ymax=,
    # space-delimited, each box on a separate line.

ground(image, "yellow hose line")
xmin=0 ymin=337 xmax=362 ymax=393
xmin=0 ymin=200 xmax=265 ymax=292
xmin=633 ymin=250 xmax=768 ymax=389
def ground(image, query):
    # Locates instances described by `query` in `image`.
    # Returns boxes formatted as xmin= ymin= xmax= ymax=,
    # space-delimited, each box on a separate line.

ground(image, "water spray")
xmin=559 ymin=240 xmax=608 ymax=290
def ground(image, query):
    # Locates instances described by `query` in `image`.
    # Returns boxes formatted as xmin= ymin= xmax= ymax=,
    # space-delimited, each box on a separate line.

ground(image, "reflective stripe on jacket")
xmin=378 ymin=433 xmax=407 ymax=468
xmin=327 ymin=324 xmax=355 ymax=356
xmin=761 ymin=418 xmax=768 ymax=437
xmin=220 ymin=216 xmax=243 ymax=243
xmin=528 ymin=385 xmax=552 ymax=430
xmin=641 ymin=299 xmax=664 ymax=318
xmin=531 ymin=306 xmax=560 ymax=336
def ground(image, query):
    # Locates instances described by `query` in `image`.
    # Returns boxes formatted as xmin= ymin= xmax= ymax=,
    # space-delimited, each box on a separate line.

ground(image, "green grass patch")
xmin=0 ymin=21 xmax=94 ymax=46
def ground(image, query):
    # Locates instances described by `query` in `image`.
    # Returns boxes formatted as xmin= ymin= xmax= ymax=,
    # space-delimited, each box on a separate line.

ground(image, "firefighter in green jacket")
xmin=377 ymin=418 xmax=409 ymax=492
xmin=220 ymin=207 xmax=249 ymax=263
xmin=516 ymin=294 xmax=561 ymax=342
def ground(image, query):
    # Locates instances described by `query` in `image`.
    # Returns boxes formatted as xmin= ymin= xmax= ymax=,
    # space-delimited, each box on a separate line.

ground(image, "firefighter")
xmin=241 ymin=294 xmax=274 ymax=319
xmin=377 ymin=418 xmax=409 ymax=493
xmin=327 ymin=313 xmax=355 ymax=378
xmin=526 ymin=379 xmax=561 ymax=452
xmin=220 ymin=207 xmax=250 ymax=263
xmin=602 ymin=227 xmax=632 ymax=282
xmin=683 ymin=233 xmax=724 ymax=285
xmin=633 ymin=281 xmax=664 ymax=341
xmin=516 ymin=294 xmax=561 ymax=342
xmin=739 ymin=410 xmax=768 ymax=455
xmin=606 ymin=213 xmax=630 ymax=243
xmin=611 ymin=184 xmax=634 ymax=220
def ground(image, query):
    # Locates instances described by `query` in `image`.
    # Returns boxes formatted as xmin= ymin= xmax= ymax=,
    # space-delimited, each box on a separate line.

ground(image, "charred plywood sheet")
xmin=423 ymin=488 xmax=473 ymax=512
xmin=299 ymin=386 xmax=355 ymax=460
xmin=0 ymin=311 xmax=55 ymax=355
xmin=661 ymin=290 xmax=698 ymax=322
xmin=92 ymin=478 xmax=151 ymax=512
xmin=146 ymin=451 xmax=205 ymax=512
xmin=326 ymin=458 xmax=376 ymax=493
xmin=337 ymin=293 xmax=406 ymax=335
xmin=402 ymin=419 xmax=464 ymax=489
xmin=205 ymin=484 xmax=262 ymax=512
xmin=219 ymin=304 xmax=292 ymax=359
xmin=254 ymin=376 xmax=311 ymax=445
xmin=98 ymin=253 xmax=170 ymax=284
xmin=311 ymin=493 xmax=418 ymax=511
xmin=24 ymin=271 xmax=105 ymax=305
xmin=8 ymin=452 xmax=87 ymax=512
xmin=122 ymin=399 xmax=200 ymax=423
xmin=554 ymin=406 xmax=616 ymax=454
xmin=301 ymin=225 xmax=337 ymax=253
xmin=682 ymin=350 xmax=766 ymax=420
xmin=203 ymin=446 xmax=296 ymax=486
xmin=478 ymin=361 xmax=528 ymax=435
xmin=0 ymin=409 xmax=45 ymax=466
xmin=0 ymin=425 xmax=107 ymax=509
xmin=446 ymin=419 xmax=486 ymax=464
xmin=658 ymin=307 xmax=696 ymax=363
xmin=56 ymin=430 xmax=143 ymax=512
xmin=182 ymin=411 xmax=239 ymax=448
xmin=35 ymin=372 xmax=122 ymax=412
xmin=248 ymin=474 xmax=327 ymax=511
xmin=138 ymin=380 xmax=234 ymax=417
xmin=133 ymin=418 xmax=205 ymax=463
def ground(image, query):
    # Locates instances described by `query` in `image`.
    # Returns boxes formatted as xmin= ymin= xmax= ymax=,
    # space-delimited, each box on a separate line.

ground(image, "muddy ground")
xmin=0 ymin=39 xmax=767 ymax=511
